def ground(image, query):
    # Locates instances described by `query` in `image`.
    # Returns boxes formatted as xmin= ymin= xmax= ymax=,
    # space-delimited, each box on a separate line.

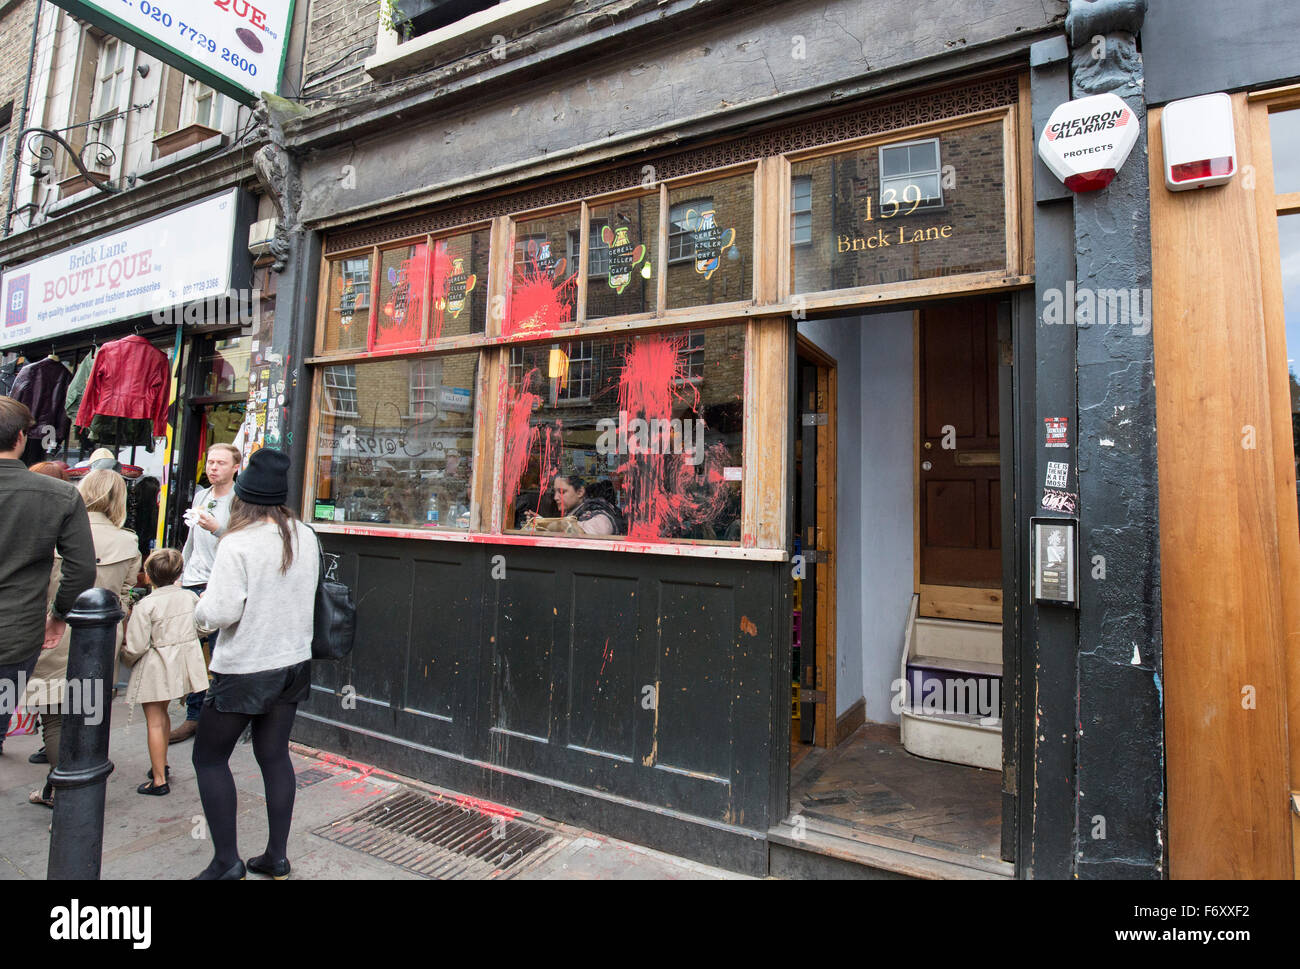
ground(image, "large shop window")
xmin=311 ymin=354 xmax=479 ymax=528
xmin=790 ymin=121 xmax=1007 ymax=294
xmin=503 ymin=326 xmax=745 ymax=543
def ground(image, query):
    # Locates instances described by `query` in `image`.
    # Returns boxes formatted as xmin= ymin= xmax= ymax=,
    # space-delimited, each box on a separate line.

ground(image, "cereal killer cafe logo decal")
xmin=443 ymin=257 xmax=477 ymax=318
xmin=684 ymin=209 xmax=735 ymax=280
xmin=337 ymin=277 xmax=356 ymax=331
xmin=602 ymin=225 xmax=647 ymax=294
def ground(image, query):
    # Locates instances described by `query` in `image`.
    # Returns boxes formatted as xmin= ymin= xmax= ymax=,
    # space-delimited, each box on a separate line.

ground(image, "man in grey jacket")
xmin=0 ymin=397 xmax=96 ymax=753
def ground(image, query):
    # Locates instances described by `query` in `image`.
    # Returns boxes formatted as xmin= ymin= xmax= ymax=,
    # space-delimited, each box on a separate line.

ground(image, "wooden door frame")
xmin=796 ymin=334 xmax=837 ymax=748
xmin=913 ymin=307 xmax=1005 ymax=623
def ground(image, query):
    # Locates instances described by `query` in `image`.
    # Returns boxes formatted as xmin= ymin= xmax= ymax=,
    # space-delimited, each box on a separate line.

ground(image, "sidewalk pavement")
xmin=0 ymin=695 xmax=751 ymax=880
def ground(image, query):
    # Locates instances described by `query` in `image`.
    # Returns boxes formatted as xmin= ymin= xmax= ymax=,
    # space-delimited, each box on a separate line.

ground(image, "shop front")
xmin=288 ymin=70 xmax=1048 ymax=876
xmin=0 ymin=187 xmax=259 ymax=552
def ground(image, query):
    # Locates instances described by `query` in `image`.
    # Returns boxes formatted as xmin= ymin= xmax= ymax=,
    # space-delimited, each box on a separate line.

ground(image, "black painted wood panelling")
xmin=306 ymin=535 xmax=783 ymax=834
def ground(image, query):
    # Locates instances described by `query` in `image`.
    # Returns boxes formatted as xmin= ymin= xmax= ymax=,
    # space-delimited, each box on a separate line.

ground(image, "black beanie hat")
xmin=234 ymin=448 xmax=289 ymax=506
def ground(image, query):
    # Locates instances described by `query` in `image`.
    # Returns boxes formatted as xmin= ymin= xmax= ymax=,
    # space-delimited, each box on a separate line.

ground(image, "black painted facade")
xmin=294 ymin=537 xmax=788 ymax=875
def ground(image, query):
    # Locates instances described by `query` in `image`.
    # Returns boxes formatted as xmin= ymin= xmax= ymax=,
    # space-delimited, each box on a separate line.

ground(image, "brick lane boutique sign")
xmin=51 ymin=0 xmax=295 ymax=104
xmin=0 ymin=190 xmax=239 ymax=349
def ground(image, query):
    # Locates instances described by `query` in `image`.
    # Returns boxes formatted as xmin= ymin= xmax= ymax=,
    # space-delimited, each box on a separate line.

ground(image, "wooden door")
xmin=917 ymin=302 xmax=1003 ymax=622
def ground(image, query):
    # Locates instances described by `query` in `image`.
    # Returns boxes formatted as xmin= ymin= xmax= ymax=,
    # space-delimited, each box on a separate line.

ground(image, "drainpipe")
xmin=5 ymin=0 xmax=43 ymax=237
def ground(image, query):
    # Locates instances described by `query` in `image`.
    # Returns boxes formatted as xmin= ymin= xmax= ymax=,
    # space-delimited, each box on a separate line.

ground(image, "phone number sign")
xmin=53 ymin=0 xmax=295 ymax=104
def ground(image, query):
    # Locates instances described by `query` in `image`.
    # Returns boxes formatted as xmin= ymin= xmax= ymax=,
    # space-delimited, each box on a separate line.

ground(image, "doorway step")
xmin=899 ymin=596 xmax=1002 ymax=770
xmin=768 ymin=813 xmax=1011 ymax=880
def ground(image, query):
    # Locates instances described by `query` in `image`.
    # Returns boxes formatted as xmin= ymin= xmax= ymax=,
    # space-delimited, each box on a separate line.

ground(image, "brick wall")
xmin=0 ymin=1 xmax=40 ymax=217
xmin=300 ymin=0 xmax=382 ymax=99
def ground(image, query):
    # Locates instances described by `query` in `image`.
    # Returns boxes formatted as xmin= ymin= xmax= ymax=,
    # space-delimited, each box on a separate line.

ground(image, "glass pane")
xmin=882 ymin=173 xmax=942 ymax=206
xmin=880 ymin=145 xmax=909 ymax=177
xmin=1278 ymin=213 xmax=1300 ymax=523
xmin=196 ymin=336 xmax=251 ymax=395
xmin=792 ymin=121 xmax=1006 ymax=294
xmin=908 ymin=140 xmax=939 ymax=173
xmin=322 ymin=254 xmax=372 ymax=353
xmin=501 ymin=326 xmax=745 ymax=543
xmin=430 ymin=229 xmax=490 ymax=341
xmin=312 ymin=354 xmax=479 ymax=529
xmin=666 ymin=175 xmax=754 ymax=310
xmin=505 ymin=213 xmax=579 ymax=336
xmin=586 ymin=192 xmax=659 ymax=320
xmin=1269 ymin=109 xmax=1300 ymax=196
xmin=373 ymin=243 xmax=426 ymax=351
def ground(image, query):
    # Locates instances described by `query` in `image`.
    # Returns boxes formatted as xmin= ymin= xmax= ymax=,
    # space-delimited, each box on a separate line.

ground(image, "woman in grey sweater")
xmin=191 ymin=449 xmax=319 ymax=880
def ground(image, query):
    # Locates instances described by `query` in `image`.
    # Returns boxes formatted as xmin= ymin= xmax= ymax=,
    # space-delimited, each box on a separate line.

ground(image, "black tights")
xmin=192 ymin=701 xmax=298 ymax=876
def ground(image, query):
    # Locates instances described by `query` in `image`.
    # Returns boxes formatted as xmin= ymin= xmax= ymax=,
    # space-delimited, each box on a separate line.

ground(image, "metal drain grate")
xmin=295 ymin=767 xmax=334 ymax=789
xmin=313 ymin=789 xmax=564 ymax=879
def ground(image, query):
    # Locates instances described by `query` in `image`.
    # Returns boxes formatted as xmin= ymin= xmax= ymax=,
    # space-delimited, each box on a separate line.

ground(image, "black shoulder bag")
xmin=309 ymin=526 xmax=356 ymax=660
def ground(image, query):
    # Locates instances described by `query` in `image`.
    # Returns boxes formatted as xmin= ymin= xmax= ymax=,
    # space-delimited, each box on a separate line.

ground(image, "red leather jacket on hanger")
xmin=74 ymin=335 xmax=171 ymax=437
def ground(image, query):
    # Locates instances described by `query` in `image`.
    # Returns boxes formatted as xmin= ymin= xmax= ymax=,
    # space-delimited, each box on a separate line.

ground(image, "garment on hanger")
xmin=82 ymin=416 xmax=156 ymax=452
xmin=0 ymin=354 xmax=21 ymax=396
xmin=75 ymin=334 xmax=170 ymax=436
xmin=10 ymin=356 xmax=73 ymax=451
xmin=64 ymin=350 xmax=96 ymax=426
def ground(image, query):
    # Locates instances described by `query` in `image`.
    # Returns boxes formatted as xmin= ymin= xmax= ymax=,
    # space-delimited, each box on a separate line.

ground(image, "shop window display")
xmin=502 ymin=325 xmax=744 ymax=542
xmin=311 ymin=354 xmax=479 ymax=528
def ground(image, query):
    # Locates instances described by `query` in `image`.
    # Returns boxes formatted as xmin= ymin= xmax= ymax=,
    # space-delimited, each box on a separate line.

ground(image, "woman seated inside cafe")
xmin=527 ymin=473 xmax=626 ymax=537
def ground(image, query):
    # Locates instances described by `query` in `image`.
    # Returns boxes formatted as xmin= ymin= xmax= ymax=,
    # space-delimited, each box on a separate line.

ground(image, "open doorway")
xmin=780 ymin=297 xmax=1015 ymax=878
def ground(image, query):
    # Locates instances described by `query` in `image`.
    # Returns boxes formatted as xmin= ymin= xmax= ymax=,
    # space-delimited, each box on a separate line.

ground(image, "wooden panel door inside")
xmin=918 ymin=301 xmax=1003 ymax=617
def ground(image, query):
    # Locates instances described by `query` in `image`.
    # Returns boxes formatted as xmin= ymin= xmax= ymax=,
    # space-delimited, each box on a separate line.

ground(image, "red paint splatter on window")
xmin=372 ymin=243 xmax=429 ymax=350
xmin=505 ymin=241 xmax=575 ymax=336
xmin=502 ymin=374 xmax=543 ymax=517
xmin=427 ymin=239 xmax=453 ymax=341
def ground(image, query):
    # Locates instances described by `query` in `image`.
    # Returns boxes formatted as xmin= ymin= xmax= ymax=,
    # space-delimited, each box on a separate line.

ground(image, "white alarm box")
xmin=1163 ymin=93 xmax=1237 ymax=191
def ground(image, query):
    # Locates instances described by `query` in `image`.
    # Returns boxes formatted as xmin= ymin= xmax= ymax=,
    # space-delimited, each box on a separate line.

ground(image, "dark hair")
xmin=554 ymin=473 xmax=588 ymax=493
xmin=0 ymin=396 xmax=34 ymax=452
xmin=224 ymin=497 xmax=299 ymax=574
xmin=145 ymin=548 xmax=184 ymax=587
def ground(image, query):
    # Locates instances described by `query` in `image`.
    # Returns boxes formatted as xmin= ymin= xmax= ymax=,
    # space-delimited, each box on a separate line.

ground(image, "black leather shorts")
xmin=204 ymin=660 xmax=311 ymax=715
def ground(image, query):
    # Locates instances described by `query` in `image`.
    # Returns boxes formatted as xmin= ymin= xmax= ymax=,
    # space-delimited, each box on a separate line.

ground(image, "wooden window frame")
xmin=1246 ymin=85 xmax=1300 ymax=879
xmin=303 ymin=86 xmax=1033 ymax=561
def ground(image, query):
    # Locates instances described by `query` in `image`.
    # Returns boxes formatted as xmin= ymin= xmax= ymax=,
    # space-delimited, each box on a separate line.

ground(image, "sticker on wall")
xmin=1044 ymin=461 xmax=1070 ymax=490
xmin=1044 ymin=417 xmax=1069 ymax=448
xmin=602 ymin=225 xmax=647 ymax=294
xmin=685 ymin=209 xmax=736 ymax=280
xmin=723 ymin=466 xmax=743 ymax=481
xmin=1041 ymin=488 xmax=1078 ymax=514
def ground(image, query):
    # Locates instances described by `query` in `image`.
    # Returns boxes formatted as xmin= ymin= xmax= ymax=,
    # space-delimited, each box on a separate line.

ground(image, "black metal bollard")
xmin=47 ymin=587 xmax=122 ymax=881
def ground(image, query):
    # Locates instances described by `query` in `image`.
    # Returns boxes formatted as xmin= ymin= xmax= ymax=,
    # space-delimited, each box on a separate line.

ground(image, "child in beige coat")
xmin=120 ymin=549 xmax=209 ymax=795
